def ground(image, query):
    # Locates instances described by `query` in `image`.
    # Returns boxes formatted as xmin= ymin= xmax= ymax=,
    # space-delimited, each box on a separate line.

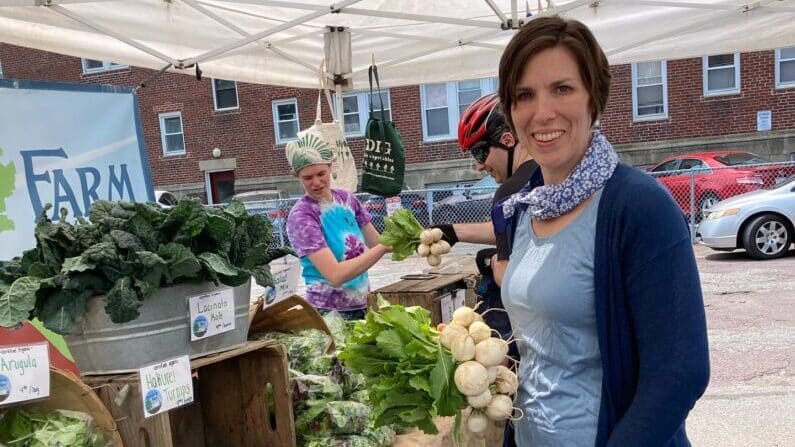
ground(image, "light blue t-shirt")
xmin=502 ymin=189 xmax=603 ymax=446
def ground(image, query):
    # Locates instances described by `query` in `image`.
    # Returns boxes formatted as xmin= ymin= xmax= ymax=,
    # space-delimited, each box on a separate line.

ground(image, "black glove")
xmin=475 ymin=247 xmax=498 ymax=277
xmin=431 ymin=224 xmax=459 ymax=246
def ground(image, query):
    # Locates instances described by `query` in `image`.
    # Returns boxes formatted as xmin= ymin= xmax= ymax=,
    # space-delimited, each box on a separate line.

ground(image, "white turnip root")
xmin=420 ymin=230 xmax=434 ymax=245
xmin=430 ymin=242 xmax=445 ymax=256
xmin=485 ymin=394 xmax=514 ymax=421
xmin=417 ymin=243 xmax=431 ymax=257
xmin=466 ymin=411 xmax=489 ymax=434
xmin=451 ymin=335 xmax=476 ymax=362
xmin=466 ymin=389 xmax=493 ymax=409
xmin=468 ymin=321 xmax=492 ymax=343
xmin=452 ymin=306 xmax=476 ymax=328
xmin=494 ymin=366 xmax=519 ymax=395
xmin=427 ymin=254 xmax=442 ymax=266
xmin=475 ymin=337 xmax=509 ymax=367
xmin=430 ymin=227 xmax=444 ymax=242
xmin=439 ymin=324 xmax=468 ymax=349
xmin=487 ymin=366 xmax=498 ymax=384
xmin=454 ymin=361 xmax=490 ymax=396
xmin=437 ymin=240 xmax=451 ymax=254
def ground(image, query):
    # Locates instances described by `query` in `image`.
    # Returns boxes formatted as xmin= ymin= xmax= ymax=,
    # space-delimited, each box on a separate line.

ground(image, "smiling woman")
xmin=494 ymin=15 xmax=709 ymax=447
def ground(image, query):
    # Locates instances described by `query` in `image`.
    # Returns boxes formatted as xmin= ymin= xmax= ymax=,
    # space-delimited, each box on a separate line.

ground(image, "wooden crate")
xmin=85 ymin=340 xmax=295 ymax=447
xmin=369 ymin=273 xmax=476 ymax=326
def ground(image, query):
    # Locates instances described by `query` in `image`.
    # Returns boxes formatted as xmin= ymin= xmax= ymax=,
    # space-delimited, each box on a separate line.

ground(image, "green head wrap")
xmin=285 ymin=133 xmax=335 ymax=174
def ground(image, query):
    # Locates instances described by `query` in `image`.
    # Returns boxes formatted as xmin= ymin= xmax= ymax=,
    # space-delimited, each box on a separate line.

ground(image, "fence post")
xmin=689 ymin=171 xmax=696 ymax=244
xmin=426 ymin=190 xmax=434 ymax=225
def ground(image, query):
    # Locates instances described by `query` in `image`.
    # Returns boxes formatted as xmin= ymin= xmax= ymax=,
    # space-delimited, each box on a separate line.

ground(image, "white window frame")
xmin=702 ymin=53 xmax=741 ymax=97
xmin=420 ymin=78 xmax=497 ymax=142
xmin=211 ymin=79 xmax=239 ymax=111
xmin=81 ymin=58 xmax=127 ymax=74
xmin=775 ymin=47 xmax=795 ymax=89
xmin=272 ymin=98 xmax=300 ymax=144
xmin=0 ymin=60 xmax=3 ymax=78
xmin=333 ymin=90 xmax=392 ymax=138
xmin=631 ymin=60 xmax=668 ymax=122
xmin=158 ymin=111 xmax=186 ymax=157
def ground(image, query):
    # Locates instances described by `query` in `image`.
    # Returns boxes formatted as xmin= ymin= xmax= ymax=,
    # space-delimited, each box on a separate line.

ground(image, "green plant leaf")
xmin=158 ymin=243 xmax=201 ymax=282
xmin=375 ymin=329 xmax=407 ymax=359
xmin=198 ymin=252 xmax=239 ymax=277
xmin=223 ymin=200 xmax=246 ymax=218
xmin=38 ymin=289 xmax=90 ymax=335
xmin=110 ymin=229 xmax=144 ymax=252
xmin=0 ymin=276 xmax=41 ymax=328
xmin=60 ymin=256 xmax=96 ymax=275
xmin=104 ymin=277 xmax=141 ymax=323
xmin=88 ymin=200 xmax=114 ymax=223
xmin=249 ymin=265 xmax=274 ymax=288
xmin=135 ymin=251 xmax=168 ymax=287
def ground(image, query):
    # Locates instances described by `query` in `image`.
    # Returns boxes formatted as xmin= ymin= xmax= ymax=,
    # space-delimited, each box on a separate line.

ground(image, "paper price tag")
xmin=440 ymin=292 xmax=454 ymax=324
xmin=0 ymin=343 xmax=50 ymax=406
xmin=385 ymin=196 xmax=402 ymax=216
xmin=188 ymin=287 xmax=235 ymax=341
xmin=139 ymin=355 xmax=193 ymax=418
xmin=453 ymin=289 xmax=466 ymax=310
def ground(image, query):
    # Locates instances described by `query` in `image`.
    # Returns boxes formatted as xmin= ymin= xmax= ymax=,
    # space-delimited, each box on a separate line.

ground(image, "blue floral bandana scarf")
xmin=502 ymin=130 xmax=618 ymax=220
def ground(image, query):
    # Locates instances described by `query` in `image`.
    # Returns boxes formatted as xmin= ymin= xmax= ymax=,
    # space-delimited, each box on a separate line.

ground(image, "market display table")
xmin=369 ymin=273 xmax=477 ymax=326
xmin=84 ymin=339 xmax=295 ymax=447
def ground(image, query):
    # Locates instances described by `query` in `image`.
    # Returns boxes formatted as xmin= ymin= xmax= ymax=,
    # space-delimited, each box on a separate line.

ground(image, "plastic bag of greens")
xmin=361 ymin=424 xmax=397 ymax=447
xmin=292 ymin=374 xmax=344 ymax=408
xmin=347 ymin=389 xmax=369 ymax=404
xmin=323 ymin=311 xmax=351 ymax=348
xmin=0 ymin=408 xmax=109 ymax=447
xmin=295 ymin=400 xmax=370 ymax=436
xmin=257 ymin=329 xmax=330 ymax=371
xmin=302 ymin=435 xmax=379 ymax=447
xmin=329 ymin=362 xmax=367 ymax=397
xmin=304 ymin=353 xmax=336 ymax=375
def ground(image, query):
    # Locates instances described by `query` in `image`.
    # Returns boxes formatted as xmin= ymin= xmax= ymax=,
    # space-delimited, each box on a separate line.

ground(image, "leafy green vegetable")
xmin=377 ymin=209 xmax=424 ymax=261
xmin=337 ymin=297 xmax=465 ymax=434
xmin=0 ymin=198 xmax=294 ymax=333
xmin=0 ymin=408 xmax=106 ymax=447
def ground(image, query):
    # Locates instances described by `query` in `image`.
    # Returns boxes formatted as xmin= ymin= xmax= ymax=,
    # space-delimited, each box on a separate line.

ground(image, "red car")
xmin=648 ymin=151 xmax=789 ymax=219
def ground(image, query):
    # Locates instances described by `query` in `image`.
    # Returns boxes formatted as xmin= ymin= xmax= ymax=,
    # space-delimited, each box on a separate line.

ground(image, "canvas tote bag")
xmin=361 ymin=64 xmax=405 ymax=197
xmin=296 ymin=63 xmax=358 ymax=192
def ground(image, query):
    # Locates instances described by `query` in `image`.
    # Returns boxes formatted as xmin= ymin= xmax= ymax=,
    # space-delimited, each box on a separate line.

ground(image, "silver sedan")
xmin=697 ymin=176 xmax=795 ymax=259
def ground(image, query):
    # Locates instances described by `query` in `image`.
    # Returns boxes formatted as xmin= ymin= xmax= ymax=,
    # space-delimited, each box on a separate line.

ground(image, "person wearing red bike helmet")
xmin=434 ymin=93 xmax=537 ymax=286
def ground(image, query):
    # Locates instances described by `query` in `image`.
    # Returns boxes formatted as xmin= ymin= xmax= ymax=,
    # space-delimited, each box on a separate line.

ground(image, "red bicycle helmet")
xmin=458 ymin=93 xmax=511 ymax=152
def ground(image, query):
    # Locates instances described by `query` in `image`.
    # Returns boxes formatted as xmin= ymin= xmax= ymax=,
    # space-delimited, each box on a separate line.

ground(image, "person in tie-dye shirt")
xmin=285 ymin=134 xmax=390 ymax=319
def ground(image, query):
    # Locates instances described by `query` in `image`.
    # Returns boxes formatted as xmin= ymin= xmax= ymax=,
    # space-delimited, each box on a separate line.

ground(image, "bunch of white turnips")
xmin=417 ymin=228 xmax=451 ymax=266
xmin=439 ymin=305 xmax=522 ymax=434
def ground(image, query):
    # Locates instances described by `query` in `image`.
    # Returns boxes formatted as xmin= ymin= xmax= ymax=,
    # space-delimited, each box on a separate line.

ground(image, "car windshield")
xmin=224 ymin=191 xmax=281 ymax=203
xmin=714 ymin=152 xmax=771 ymax=166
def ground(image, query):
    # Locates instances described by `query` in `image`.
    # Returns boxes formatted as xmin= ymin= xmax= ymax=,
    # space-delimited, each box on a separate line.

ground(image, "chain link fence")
xmin=237 ymin=160 xmax=795 ymax=249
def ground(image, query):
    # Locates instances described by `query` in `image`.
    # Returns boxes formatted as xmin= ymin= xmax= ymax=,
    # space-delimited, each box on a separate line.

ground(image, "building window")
xmin=0 ymin=60 xmax=3 ymax=78
xmin=272 ymin=98 xmax=300 ymax=144
xmin=632 ymin=60 xmax=668 ymax=121
xmin=212 ymin=79 xmax=239 ymax=111
xmin=775 ymin=47 xmax=795 ymax=89
xmin=81 ymin=58 xmax=127 ymax=74
xmin=703 ymin=53 xmax=740 ymax=96
xmin=334 ymin=90 xmax=392 ymax=137
xmin=158 ymin=112 xmax=185 ymax=156
xmin=420 ymin=78 xmax=496 ymax=141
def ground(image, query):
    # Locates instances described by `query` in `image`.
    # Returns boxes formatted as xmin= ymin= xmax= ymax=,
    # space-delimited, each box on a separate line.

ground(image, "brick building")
xmin=1 ymin=43 xmax=794 ymax=202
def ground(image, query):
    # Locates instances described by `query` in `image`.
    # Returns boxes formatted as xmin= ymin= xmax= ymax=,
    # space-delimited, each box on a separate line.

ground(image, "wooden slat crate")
xmin=368 ymin=273 xmax=476 ymax=326
xmin=84 ymin=339 xmax=295 ymax=447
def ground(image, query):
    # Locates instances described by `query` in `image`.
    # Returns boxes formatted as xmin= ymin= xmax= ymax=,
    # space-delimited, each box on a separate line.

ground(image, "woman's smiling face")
xmin=510 ymin=45 xmax=593 ymax=184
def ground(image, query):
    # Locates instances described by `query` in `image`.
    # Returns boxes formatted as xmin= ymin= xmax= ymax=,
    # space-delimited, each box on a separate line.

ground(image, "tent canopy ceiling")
xmin=1 ymin=0 xmax=794 ymax=89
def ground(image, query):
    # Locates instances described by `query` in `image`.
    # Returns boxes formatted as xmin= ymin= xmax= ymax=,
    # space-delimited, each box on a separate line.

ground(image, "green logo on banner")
xmin=0 ymin=146 xmax=16 ymax=233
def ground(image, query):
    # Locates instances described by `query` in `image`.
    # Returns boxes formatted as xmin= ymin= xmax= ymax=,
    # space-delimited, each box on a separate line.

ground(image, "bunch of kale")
xmin=0 ymin=199 xmax=291 ymax=334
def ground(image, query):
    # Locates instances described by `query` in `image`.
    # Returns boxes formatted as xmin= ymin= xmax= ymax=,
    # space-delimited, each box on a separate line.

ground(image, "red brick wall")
xmin=2 ymin=44 xmax=794 ymax=188
xmin=601 ymin=51 xmax=795 ymax=145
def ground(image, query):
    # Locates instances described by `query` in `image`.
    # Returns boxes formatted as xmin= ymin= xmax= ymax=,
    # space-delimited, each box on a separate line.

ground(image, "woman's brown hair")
xmin=498 ymin=16 xmax=611 ymax=129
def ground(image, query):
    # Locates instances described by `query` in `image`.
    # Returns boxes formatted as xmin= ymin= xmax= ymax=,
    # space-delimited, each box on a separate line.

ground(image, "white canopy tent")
xmin=1 ymin=0 xmax=795 ymax=91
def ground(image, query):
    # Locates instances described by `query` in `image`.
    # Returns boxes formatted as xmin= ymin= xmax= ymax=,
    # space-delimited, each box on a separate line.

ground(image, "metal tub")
xmin=65 ymin=280 xmax=251 ymax=375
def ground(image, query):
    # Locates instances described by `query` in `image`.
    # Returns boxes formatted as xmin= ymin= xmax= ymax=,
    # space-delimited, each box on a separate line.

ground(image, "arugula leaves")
xmin=338 ymin=298 xmax=465 ymax=434
xmin=0 ymin=199 xmax=293 ymax=334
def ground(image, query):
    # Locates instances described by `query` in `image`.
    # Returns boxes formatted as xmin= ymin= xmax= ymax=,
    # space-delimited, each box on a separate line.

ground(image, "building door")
xmin=207 ymin=170 xmax=235 ymax=204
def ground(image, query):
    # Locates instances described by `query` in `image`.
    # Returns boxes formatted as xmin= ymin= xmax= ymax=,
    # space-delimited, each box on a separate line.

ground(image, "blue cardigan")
xmin=497 ymin=163 xmax=710 ymax=447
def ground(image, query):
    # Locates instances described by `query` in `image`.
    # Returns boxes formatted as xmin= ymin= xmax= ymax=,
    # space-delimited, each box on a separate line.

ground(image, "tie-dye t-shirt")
xmin=286 ymin=189 xmax=372 ymax=311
